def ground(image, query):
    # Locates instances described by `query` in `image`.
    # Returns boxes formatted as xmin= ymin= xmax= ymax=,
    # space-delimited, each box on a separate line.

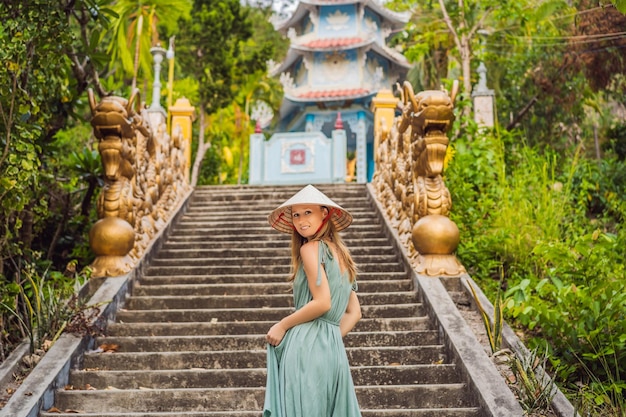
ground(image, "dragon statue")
xmin=372 ymin=81 xmax=466 ymax=276
xmin=87 ymin=89 xmax=191 ymax=278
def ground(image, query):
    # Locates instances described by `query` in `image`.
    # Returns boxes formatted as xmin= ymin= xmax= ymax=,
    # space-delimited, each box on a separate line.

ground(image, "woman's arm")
xmin=339 ymin=290 xmax=361 ymax=337
xmin=266 ymin=241 xmax=331 ymax=346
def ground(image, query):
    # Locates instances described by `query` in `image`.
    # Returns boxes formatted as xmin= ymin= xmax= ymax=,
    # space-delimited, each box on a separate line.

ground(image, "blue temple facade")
xmin=250 ymin=0 xmax=409 ymax=185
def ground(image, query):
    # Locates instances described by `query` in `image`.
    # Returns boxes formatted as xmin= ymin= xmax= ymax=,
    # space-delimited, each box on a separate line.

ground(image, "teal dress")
xmin=264 ymin=240 xmax=361 ymax=417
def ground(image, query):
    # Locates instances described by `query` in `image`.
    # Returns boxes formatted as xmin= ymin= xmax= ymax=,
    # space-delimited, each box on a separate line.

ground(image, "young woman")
xmin=264 ymin=184 xmax=362 ymax=417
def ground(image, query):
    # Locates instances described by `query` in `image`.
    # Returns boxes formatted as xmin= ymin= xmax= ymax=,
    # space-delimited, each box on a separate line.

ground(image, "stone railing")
xmin=371 ymin=82 xmax=466 ymax=276
xmin=86 ymin=90 xmax=194 ymax=278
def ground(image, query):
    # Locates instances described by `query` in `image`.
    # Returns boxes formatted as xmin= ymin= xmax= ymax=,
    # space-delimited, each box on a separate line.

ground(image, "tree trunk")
xmin=190 ymin=105 xmax=209 ymax=187
xmin=131 ymin=13 xmax=144 ymax=92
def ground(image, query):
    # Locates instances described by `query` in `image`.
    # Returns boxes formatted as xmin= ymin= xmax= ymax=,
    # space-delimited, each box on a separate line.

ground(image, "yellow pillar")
xmin=169 ymin=98 xmax=196 ymax=182
xmin=371 ymin=89 xmax=399 ymax=153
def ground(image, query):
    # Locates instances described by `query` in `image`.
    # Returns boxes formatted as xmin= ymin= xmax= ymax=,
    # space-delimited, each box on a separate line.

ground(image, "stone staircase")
xmin=40 ymin=184 xmax=482 ymax=417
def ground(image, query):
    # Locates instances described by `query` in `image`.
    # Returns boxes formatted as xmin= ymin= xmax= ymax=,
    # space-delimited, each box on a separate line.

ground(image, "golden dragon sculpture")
xmin=87 ymin=89 xmax=191 ymax=278
xmin=372 ymin=81 xmax=466 ymax=276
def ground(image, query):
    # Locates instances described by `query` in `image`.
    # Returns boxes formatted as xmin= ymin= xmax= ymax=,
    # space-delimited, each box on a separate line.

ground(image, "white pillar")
xmin=356 ymin=111 xmax=367 ymax=183
xmin=150 ymin=44 xmax=167 ymax=112
xmin=331 ymin=113 xmax=347 ymax=183
xmin=249 ymin=132 xmax=265 ymax=184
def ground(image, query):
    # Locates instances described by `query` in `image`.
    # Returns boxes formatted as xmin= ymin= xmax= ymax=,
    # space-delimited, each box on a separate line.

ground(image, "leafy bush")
xmin=446 ymin=126 xmax=626 ymax=415
xmin=0 ymin=258 xmax=91 ymax=359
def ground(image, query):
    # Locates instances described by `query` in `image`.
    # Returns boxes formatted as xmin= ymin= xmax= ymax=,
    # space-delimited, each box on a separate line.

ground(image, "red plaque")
xmin=290 ymin=149 xmax=306 ymax=165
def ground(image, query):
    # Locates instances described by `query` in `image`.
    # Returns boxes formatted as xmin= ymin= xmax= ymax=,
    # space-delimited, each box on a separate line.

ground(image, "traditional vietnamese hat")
xmin=268 ymin=184 xmax=353 ymax=234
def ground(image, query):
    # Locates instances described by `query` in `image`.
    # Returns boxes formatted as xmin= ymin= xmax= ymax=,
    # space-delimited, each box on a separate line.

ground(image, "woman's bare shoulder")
xmin=299 ymin=240 xmax=319 ymax=258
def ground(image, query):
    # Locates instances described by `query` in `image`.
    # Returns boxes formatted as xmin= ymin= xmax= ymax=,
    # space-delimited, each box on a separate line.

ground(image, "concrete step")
xmin=122 ymin=291 xmax=417 ymax=310
xmin=67 ymin=363 xmax=460 ymax=390
xmin=162 ymin=236 xmax=391 ymax=248
xmin=137 ymin=270 xmax=410 ymax=285
xmin=105 ymin=317 xmax=434 ymax=337
xmin=164 ymin=227 xmax=387 ymax=240
xmin=41 ymin=410 xmax=481 ymax=417
xmin=144 ymin=261 xmax=406 ymax=276
xmin=154 ymin=245 xmax=398 ymax=258
xmin=131 ymin=279 xmax=414 ymax=296
xmin=114 ymin=304 xmax=424 ymax=323
xmin=47 ymin=384 xmax=474 ymax=413
xmin=81 ymin=346 xmax=446 ymax=371
xmin=147 ymin=253 xmax=400 ymax=267
xmin=92 ymin=330 xmax=440 ymax=353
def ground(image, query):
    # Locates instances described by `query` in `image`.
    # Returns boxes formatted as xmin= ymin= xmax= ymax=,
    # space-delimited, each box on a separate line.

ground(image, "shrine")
xmin=250 ymin=0 xmax=409 ymax=185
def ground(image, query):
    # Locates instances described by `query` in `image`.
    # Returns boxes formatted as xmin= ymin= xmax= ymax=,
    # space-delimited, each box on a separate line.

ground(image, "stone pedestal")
xmin=472 ymin=62 xmax=495 ymax=128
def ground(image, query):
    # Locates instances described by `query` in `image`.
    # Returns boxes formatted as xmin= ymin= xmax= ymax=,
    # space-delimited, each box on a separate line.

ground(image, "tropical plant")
xmin=509 ymin=346 xmax=559 ymax=414
xmin=467 ymin=276 xmax=504 ymax=354
xmin=0 ymin=258 xmax=91 ymax=355
xmin=107 ymin=0 xmax=192 ymax=91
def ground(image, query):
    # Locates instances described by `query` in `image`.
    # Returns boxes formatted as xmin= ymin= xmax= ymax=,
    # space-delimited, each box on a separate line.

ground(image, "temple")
xmin=250 ymin=0 xmax=409 ymax=185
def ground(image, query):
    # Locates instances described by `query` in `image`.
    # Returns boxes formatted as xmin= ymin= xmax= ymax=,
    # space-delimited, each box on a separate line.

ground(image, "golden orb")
xmin=89 ymin=216 xmax=135 ymax=256
xmin=412 ymin=214 xmax=459 ymax=255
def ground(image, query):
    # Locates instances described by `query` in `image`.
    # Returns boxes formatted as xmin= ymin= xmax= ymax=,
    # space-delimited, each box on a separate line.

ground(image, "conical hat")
xmin=268 ymin=185 xmax=353 ymax=234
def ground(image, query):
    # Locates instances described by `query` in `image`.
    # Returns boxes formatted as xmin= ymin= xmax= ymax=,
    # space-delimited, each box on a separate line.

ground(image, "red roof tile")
xmin=301 ymin=37 xmax=365 ymax=49
xmin=296 ymin=88 xmax=370 ymax=99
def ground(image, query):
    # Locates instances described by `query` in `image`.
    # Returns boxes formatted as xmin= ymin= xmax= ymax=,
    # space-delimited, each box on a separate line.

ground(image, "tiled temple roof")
xmin=287 ymin=87 xmax=371 ymax=102
xmin=273 ymin=0 xmax=409 ymax=33
xmin=300 ymin=36 xmax=366 ymax=49
xmin=270 ymin=37 xmax=409 ymax=77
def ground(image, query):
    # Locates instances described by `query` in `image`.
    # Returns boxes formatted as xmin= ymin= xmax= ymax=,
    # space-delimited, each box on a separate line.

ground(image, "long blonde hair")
xmin=288 ymin=207 xmax=357 ymax=283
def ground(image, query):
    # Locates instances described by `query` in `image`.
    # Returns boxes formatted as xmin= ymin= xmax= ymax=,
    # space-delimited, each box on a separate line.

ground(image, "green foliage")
xmin=386 ymin=1 xmax=453 ymax=90
xmin=604 ymin=121 xmax=626 ymax=161
xmin=572 ymin=336 xmax=626 ymax=417
xmin=0 ymin=258 xmax=91 ymax=357
xmin=107 ymin=0 xmax=192 ymax=87
xmin=447 ymin=124 xmax=626 ymax=414
xmin=504 ymin=232 xmax=626 ymax=382
xmin=0 ymin=1 xmax=72 ymax=266
xmin=177 ymin=1 xmax=283 ymax=185
xmin=177 ymin=0 xmax=253 ymax=114
xmin=613 ymin=0 xmax=626 ymax=13
xmin=0 ymin=0 xmax=114 ymax=358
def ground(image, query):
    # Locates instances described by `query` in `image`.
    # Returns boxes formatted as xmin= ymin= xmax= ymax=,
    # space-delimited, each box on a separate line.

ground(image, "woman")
xmin=264 ymin=184 xmax=362 ymax=417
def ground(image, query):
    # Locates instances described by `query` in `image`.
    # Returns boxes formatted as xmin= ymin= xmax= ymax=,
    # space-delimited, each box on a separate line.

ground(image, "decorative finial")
xmin=334 ymin=112 xmax=344 ymax=130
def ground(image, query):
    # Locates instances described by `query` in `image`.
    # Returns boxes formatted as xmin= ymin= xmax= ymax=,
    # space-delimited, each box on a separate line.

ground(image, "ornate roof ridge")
xmin=273 ymin=0 xmax=410 ymax=32
xmin=285 ymin=87 xmax=373 ymax=102
xmin=296 ymin=36 xmax=369 ymax=51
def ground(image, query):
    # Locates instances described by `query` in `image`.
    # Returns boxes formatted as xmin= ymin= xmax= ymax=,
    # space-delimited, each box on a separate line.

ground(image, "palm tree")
xmin=107 ymin=0 xmax=191 ymax=91
xmin=235 ymin=71 xmax=282 ymax=184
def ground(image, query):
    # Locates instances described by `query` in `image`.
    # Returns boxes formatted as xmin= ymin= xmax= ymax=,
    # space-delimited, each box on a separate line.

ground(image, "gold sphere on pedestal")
xmin=89 ymin=216 xmax=135 ymax=256
xmin=412 ymin=214 xmax=459 ymax=255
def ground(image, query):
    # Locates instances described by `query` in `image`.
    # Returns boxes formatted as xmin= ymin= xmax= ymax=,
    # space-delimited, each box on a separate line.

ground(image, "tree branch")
xmin=0 ymin=76 xmax=17 ymax=170
xmin=506 ymin=95 xmax=538 ymax=130
xmin=438 ymin=0 xmax=463 ymax=53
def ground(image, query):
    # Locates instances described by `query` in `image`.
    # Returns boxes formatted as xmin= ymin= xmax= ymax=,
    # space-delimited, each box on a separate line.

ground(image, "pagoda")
xmin=268 ymin=0 xmax=410 ymax=182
